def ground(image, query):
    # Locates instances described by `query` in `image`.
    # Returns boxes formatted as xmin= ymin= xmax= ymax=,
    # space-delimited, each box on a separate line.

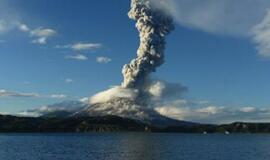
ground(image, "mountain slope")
xmin=22 ymin=99 xmax=197 ymax=127
xmin=73 ymin=98 xmax=196 ymax=127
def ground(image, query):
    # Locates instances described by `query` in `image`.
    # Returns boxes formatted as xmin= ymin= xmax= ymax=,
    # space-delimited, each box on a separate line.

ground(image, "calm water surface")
xmin=0 ymin=133 xmax=269 ymax=160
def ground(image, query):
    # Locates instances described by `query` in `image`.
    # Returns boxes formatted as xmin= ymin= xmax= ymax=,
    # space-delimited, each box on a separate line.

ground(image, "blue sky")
xmin=1 ymin=0 xmax=270 ymax=122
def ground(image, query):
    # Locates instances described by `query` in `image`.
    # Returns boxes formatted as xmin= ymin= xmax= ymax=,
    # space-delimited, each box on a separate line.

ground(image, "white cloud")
xmin=90 ymin=86 xmax=139 ymax=104
xmin=152 ymin=0 xmax=270 ymax=37
xmin=239 ymin=107 xmax=256 ymax=113
xmin=65 ymin=78 xmax=73 ymax=83
xmin=0 ymin=2 xmax=56 ymax=44
xmin=252 ymin=9 xmax=270 ymax=58
xmin=17 ymin=23 xmax=30 ymax=32
xmin=18 ymin=111 xmax=41 ymax=117
xmin=0 ymin=19 xmax=9 ymax=33
xmin=18 ymin=101 xmax=88 ymax=117
xmin=56 ymin=43 xmax=102 ymax=51
xmin=89 ymin=80 xmax=187 ymax=105
xmin=96 ymin=56 xmax=111 ymax=64
xmin=148 ymin=81 xmax=166 ymax=99
xmin=146 ymin=80 xmax=188 ymax=100
xmin=30 ymin=27 xmax=57 ymax=44
xmin=65 ymin=54 xmax=88 ymax=61
xmin=80 ymin=97 xmax=89 ymax=104
xmin=0 ymin=112 xmax=10 ymax=115
xmin=0 ymin=89 xmax=71 ymax=100
xmin=0 ymin=89 xmax=39 ymax=98
xmin=31 ymin=27 xmax=56 ymax=37
xmin=55 ymin=44 xmax=71 ymax=49
xmin=155 ymin=100 xmax=270 ymax=124
xmin=0 ymin=19 xmax=56 ymax=45
xmin=196 ymin=106 xmax=224 ymax=115
xmin=0 ymin=20 xmax=34 ymax=35
xmin=31 ymin=37 xmax=47 ymax=44
xmin=155 ymin=106 xmax=191 ymax=120
xmin=71 ymin=42 xmax=102 ymax=51
xmin=151 ymin=0 xmax=270 ymax=58
xmin=197 ymin=100 xmax=210 ymax=105
xmin=50 ymin=94 xmax=67 ymax=99
xmin=0 ymin=19 xmax=18 ymax=33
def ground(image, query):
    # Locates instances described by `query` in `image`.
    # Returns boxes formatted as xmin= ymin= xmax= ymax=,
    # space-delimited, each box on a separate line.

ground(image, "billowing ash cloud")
xmin=121 ymin=0 xmax=174 ymax=89
xmin=89 ymin=80 xmax=187 ymax=105
xmin=88 ymin=0 xmax=179 ymax=107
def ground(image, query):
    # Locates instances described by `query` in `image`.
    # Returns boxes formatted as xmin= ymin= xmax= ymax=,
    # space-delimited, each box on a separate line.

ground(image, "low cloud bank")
xmin=19 ymin=101 xmax=88 ymax=117
xmin=155 ymin=100 xmax=270 ymax=124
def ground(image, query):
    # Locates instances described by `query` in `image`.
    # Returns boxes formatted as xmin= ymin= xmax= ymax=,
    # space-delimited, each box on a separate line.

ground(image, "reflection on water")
xmin=0 ymin=133 xmax=270 ymax=160
xmin=118 ymin=133 xmax=163 ymax=160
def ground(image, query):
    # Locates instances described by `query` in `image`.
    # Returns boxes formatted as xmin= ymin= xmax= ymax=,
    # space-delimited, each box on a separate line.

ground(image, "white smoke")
xmin=89 ymin=86 xmax=139 ymax=104
xmin=89 ymin=80 xmax=187 ymax=106
xmin=252 ymin=9 xmax=270 ymax=57
xmin=145 ymin=80 xmax=188 ymax=100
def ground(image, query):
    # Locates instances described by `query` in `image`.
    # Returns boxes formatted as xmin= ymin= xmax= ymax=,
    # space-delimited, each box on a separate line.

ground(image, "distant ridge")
xmin=1 ymin=114 xmax=270 ymax=133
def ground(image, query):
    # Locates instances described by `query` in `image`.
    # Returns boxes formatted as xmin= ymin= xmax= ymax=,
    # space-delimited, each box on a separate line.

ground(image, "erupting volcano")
xmin=75 ymin=0 xmax=177 ymax=123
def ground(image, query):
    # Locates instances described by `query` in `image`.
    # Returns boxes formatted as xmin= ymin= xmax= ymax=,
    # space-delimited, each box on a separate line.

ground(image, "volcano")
xmin=38 ymin=0 xmax=187 ymax=128
xmin=72 ymin=98 xmax=196 ymax=127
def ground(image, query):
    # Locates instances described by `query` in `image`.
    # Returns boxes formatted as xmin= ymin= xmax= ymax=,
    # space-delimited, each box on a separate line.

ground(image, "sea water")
xmin=0 ymin=133 xmax=269 ymax=160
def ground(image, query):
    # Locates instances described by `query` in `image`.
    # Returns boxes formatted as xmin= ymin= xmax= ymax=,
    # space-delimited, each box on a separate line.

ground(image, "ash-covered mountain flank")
xmin=33 ymin=99 xmax=195 ymax=127
xmin=74 ymin=98 xmax=156 ymax=120
xmin=74 ymin=98 xmax=195 ymax=127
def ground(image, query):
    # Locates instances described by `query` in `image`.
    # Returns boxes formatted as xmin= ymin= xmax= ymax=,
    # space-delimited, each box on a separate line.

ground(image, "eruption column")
xmin=122 ymin=0 xmax=174 ymax=89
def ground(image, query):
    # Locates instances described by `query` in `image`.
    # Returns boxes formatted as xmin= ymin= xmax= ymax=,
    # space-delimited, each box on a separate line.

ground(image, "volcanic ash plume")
xmin=122 ymin=0 xmax=174 ymax=89
xmin=82 ymin=0 xmax=177 ymax=120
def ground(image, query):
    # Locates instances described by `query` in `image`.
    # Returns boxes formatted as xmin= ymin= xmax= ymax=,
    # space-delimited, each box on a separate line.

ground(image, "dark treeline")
xmin=1 ymin=115 xmax=270 ymax=133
